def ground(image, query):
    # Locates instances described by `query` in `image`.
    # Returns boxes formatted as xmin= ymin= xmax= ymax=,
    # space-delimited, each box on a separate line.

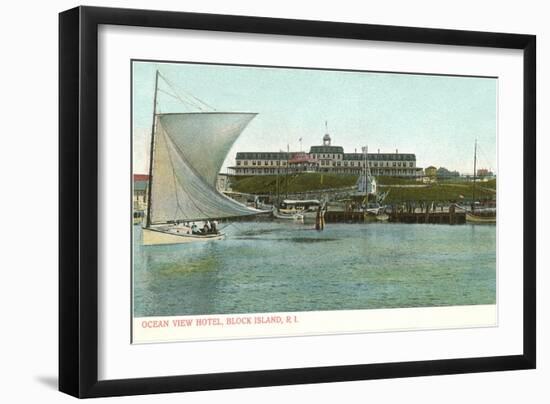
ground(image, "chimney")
xmin=377 ymin=149 xmax=380 ymax=153
xmin=396 ymin=149 xmax=398 ymax=154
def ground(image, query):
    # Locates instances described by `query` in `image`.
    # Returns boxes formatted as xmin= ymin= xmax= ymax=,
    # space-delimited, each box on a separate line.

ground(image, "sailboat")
xmin=354 ymin=146 xmax=387 ymax=221
xmin=141 ymin=70 xmax=266 ymax=245
xmin=465 ymin=139 xmax=496 ymax=224
xmin=355 ymin=147 xmax=376 ymax=197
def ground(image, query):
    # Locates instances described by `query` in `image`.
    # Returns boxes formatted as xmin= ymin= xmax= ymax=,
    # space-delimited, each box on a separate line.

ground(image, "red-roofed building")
xmin=288 ymin=152 xmax=318 ymax=173
xmin=133 ymin=174 xmax=149 ymax=182
xmin=133 ymin=174 xmax=149 ymax=210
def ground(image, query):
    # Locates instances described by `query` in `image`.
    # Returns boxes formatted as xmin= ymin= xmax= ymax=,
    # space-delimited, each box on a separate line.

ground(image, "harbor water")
xmin=133 ymin=222 xmax=496 ymax=317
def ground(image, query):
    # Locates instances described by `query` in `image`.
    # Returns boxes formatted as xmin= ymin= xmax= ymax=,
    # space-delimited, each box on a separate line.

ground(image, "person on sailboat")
xmin=211 ymin=220 xmax=218 ymax=234
xmin=191 ymin=222 xmax=199 ymax=234
xmin=202 ymin=221 xmax=211 ymax=234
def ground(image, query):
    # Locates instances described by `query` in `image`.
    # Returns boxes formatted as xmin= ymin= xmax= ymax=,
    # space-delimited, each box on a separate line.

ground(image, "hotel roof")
xmin=344 ymin=153 xmax=416 ymax=161
xmin=236 ymin=149 xmax=416 ymax=161
xmin=309 ymin=145 xmax=345 ymax=154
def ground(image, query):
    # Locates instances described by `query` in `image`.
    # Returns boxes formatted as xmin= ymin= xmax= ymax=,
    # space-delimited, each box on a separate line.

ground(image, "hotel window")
xmin=237 ymin=161 xmax=241 ymax=166
xmin=409 ymin=162 xmax=413 ymax=167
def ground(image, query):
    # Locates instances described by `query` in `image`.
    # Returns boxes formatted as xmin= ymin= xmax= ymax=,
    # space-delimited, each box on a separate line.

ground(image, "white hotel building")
xmin=229 ymin=133 xmax=422 ymax=177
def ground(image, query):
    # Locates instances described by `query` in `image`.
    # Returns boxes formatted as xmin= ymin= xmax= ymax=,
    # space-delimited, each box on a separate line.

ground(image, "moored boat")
xmin=464 ymin=139 xmax=497 ymax=224
xmin=272 ymin=208 xmax=304 ymax=221
xmin=465 ymin=212 xmax=496 ymax=224
xmin=375 ymin=213 xmax=389 ymax=222
xmin=273 ymin=199 xmax=320 ymax=222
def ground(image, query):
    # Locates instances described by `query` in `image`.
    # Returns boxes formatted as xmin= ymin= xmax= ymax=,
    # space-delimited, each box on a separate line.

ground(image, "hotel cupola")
xmin=310 ymin=126 xmax=344 ymax=162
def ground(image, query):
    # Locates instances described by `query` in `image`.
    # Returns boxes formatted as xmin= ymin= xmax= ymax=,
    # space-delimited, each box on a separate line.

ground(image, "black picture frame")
xmin=59 ymin=5 xmax=536 ymax=398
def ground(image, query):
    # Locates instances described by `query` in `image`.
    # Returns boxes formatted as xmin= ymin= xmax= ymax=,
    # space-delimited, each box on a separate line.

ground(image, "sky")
xmin=132 ymin=61 xmax=497 ymax=175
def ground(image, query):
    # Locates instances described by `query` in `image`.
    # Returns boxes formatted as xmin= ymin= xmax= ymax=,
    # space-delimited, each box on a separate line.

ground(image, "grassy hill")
xmin=230 ymin=173 xmax=357 ymax=194
xmin=381 ymin=183 xmax=495 ymax=204
xmin=229 ymin=173 xmax=496 ymax=203
xmin=376 ymin=176 xmax=420 ymax=186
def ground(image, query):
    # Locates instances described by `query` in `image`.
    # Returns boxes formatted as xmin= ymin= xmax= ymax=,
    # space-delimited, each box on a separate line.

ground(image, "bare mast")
xmin=363 ymin=145 xmax=368 ymax=200
xmin=472 ymin=139 xmax=477 ymax=210
xmin=145 ymin=70 xmax=160 ymax=228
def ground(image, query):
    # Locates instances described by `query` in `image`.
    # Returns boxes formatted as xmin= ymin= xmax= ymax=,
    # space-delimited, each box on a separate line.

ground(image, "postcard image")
xmin=131 ymin=60 xmax=497 ymax=343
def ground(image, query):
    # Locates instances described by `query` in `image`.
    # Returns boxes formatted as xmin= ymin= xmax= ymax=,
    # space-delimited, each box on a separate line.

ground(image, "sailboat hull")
xmin=142 ymin=227 xmax=224 ymax=245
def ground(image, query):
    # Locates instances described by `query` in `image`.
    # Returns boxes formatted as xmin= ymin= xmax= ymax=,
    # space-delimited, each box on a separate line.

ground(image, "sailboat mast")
xmin=472 ymin=139 xmax=477 ymax=206
xmin=276 ymin=152 xmax=280 ymax=206
xmin=145 ymin=70 xmax=160 ymax=228
xmin=286 ymin=144 xmax=290 ymax=199
xmin=363 ymin=146 xmax=367 ymax=200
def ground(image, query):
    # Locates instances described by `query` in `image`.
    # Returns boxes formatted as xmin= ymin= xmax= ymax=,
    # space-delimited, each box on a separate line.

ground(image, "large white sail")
xmin=158 ymin=113 xmax=257 ymax=187
xmin=148 ymin=112 xmax=262 ymax=224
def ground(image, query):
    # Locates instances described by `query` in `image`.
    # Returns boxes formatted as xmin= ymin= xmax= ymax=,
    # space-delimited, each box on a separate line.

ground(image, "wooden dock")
xmin=388 ymin=211 xmax=465 ymax=224
xmin=324 ymin=211 xmax=465 ymax=224
xmin=324 ymin=211 xmax=369 ymax=223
